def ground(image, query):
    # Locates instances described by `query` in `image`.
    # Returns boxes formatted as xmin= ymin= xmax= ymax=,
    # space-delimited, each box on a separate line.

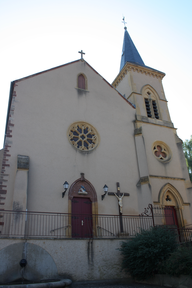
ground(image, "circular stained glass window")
xmin=153 ymin=141 xmax=171 ymax=163
xmin=68 ymin=122 xmax=99 ymax=152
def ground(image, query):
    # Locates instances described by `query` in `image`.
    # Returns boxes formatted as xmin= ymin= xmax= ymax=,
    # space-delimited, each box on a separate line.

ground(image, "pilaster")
xmin=10 ymin=155 xmax=29 ymax=237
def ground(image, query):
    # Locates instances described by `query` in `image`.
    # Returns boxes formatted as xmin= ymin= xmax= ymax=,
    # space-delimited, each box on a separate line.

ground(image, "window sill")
xmin=75 ymin=87 xmax=89 ymax=93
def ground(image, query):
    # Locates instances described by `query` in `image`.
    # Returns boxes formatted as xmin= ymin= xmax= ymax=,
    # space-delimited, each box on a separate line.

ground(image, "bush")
xmin=119 ymin=226 xmax=178 ymax=280
xmin=161 ymin=246 xmax=192 ymax=277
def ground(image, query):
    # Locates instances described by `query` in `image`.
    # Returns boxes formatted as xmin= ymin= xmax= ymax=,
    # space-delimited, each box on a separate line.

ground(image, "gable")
xmin=3 ymin=60 xmax=139 ymax=213
xmin=10 ymin=60 xmax=135 ymax=140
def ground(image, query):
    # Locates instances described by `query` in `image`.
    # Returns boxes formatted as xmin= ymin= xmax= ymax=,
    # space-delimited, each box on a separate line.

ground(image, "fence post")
xmin=149 ymin=204 xmax=155 ymax=227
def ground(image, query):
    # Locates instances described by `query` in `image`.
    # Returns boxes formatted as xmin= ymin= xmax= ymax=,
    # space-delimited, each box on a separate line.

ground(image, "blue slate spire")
xmin=120 ymin=27 xmax=145 ymax=71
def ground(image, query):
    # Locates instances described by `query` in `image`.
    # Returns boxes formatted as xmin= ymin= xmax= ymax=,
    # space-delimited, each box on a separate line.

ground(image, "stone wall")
xmin=0 ymin=238 xmax=128 ymax=284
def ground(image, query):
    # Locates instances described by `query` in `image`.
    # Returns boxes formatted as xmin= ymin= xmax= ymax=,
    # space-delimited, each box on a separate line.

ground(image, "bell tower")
xmin=113 ymin=24 xmax=172 ymax=127
xmin=112 ymin=24 xmax=191 ymax=213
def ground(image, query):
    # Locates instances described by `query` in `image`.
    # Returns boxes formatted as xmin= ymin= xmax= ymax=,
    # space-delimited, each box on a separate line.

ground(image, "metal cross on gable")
xmin=78 ymin=50 xmax=85 ymax=59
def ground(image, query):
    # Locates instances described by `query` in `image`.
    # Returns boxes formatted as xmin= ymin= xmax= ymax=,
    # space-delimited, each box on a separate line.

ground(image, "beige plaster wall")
xmin=114 ymin=64 xmax=191 ymax=223
xmin=115 ymin=69 xmax=166 ymax=101
xmin=115 ymin=68 xmax=171 ymax=123
xmin=131 ymin=70 xmax=166 ymax=100
xmin=142 ymin=124 xmax=183 ymax=178
xmin=115 ymin=66 xmax=187 ymax=183
xmin=114 ymin=72 xmax=133 ymax=100
xmin=3 ymin=60 xmax=140 ymax=215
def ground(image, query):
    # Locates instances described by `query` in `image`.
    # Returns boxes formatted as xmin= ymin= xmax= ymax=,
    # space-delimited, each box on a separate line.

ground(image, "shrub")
xmin=119 ymin=226 xmax=178 ymax=280
xmin=161 ymin=246 xmax=192 ymax=277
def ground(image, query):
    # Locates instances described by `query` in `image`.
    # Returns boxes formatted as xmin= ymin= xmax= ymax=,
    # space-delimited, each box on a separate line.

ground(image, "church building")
xmin=0 ymin=25 xmax=192 ymax=282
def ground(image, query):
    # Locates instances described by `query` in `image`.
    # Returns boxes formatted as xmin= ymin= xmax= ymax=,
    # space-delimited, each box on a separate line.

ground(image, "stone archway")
xmin=0 ymin=242 xmax=58 ymax=284
xmin=68 ymin=173 xmax=98 ymax=237
xmin=156 ymin=183 xmax=186 ymax=227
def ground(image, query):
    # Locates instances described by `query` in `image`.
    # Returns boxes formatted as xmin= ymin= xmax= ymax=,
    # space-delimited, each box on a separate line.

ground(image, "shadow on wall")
xmin=0 ymin=242 xmax=58 ymax=284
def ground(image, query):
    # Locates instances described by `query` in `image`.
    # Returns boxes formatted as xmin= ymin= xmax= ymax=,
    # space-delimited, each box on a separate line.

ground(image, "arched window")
xmin=142 ymin=86 xmax=161 ymax=120
xmin=78 ymin=74 xmax=86 ymax=89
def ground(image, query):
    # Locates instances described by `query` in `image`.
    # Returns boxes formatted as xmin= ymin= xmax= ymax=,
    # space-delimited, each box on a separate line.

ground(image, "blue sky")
xmin=0 ymin=0 xmax=192 ymax=148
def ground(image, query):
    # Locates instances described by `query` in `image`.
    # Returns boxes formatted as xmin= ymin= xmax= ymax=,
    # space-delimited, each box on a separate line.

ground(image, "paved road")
xmin=71 ymin=280 xmax=169 ymax=288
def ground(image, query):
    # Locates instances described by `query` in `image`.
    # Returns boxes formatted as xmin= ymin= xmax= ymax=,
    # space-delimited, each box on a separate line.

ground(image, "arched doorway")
xmin=68 ymin=173 xmax=98 ymax=238
xmin=156 ymin=183 xmax=185 ymax=228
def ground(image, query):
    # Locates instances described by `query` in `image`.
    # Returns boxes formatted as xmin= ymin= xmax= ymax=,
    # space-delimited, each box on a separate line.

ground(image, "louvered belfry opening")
xmin=145 ymin=98 xmax=159 ymax=119
xmin=145 ymin=98 xmax=152 ymax=118
xmin=152 ymin=100 xmax=159 ymax=119
xmin=78 ymin=74 xmax=85 ymax=89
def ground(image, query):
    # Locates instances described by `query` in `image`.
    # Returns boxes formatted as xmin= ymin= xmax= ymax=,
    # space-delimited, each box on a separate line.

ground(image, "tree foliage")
xmin=183 ymin=136 xmax=192 ymax=181
xmin=119 ymin=226 xmax=178 ymax=280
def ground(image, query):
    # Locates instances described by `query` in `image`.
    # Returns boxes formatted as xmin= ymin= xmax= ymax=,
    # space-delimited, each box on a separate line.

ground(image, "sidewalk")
xmin=71 ymin=279 xmax=168 ymax=288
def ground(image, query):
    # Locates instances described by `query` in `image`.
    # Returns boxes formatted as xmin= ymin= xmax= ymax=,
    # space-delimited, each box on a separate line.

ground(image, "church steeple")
xmin=120 ymin=27 xmax=145 ymax=71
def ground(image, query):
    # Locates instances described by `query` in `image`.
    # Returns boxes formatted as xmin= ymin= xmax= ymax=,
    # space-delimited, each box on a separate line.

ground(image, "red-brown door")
xmin=164 ymin=206 xmax=179 ymax=227
xmin=72 ymin=197 xmax=92 ymax=238
xmin=164 ymin=206 xmax=181 ymax=241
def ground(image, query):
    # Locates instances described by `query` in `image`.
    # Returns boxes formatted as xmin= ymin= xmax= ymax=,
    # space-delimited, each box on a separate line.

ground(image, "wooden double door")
xmin=72 ymin=197 xmax=93 ymax=238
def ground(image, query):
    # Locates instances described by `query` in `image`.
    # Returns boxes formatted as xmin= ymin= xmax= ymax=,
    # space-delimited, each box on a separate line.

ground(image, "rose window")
xmin=68 ymin=122 xmax=99 ymax=152
xmin=153 ymin=142 xmax=171 ymax=162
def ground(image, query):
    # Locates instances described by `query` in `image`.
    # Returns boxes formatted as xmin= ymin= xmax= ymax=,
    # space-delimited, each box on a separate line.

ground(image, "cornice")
xmin=149 ymin=175 xmax=185 ymax=181
xmin=135 ymin=115 xmax=174 ymax=129
xmin=127 ymin=92 xmax=168 ymax=103
xmin=112 ymin=62 xmax=165 ymax=88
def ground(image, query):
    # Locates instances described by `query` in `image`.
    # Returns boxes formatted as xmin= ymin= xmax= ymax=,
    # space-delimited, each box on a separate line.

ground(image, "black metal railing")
xmin=0 ymin=208 xmax=191 ymax=243
xmin=0 ymin=210 xmax=153 ymax=239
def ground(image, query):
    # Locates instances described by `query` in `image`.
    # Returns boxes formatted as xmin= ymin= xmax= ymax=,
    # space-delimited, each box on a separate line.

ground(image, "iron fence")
xmin=0 ymin=210 xmax=153 ymax=239
xmin=140 ymin=204 xmax=192 ymax=244
xmin=0 ymin=209 xmax=191 ymax=243
xmin=173 ymin=226 xmax=192 ymax=244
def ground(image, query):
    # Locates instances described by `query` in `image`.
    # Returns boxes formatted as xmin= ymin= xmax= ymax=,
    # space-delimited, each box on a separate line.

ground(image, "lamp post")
xmin=62 ymin=181 xmax=69 ymax=198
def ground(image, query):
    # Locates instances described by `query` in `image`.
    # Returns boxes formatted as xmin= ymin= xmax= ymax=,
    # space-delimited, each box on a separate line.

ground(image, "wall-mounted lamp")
xmin=62 ymin=181 xmax=69 ymax=198
xmin=101 ymin=184 xmax=108 ymax=200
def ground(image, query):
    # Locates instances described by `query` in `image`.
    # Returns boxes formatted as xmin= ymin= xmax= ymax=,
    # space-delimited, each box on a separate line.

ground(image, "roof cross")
xmin=78 ymin=50 xmax=85 ymax=59
xmin=122 ymin=17 xmax=127 ymax=29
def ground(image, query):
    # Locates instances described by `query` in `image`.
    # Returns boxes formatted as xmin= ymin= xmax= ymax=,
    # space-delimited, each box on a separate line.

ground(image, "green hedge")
xmin=119 ymin=226 xmax=178 ymax=280
xmin=161 ymin=246 xmax=192 ymax=277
